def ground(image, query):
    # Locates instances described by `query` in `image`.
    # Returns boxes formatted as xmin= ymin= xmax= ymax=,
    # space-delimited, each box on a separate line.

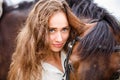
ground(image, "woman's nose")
xmin=56 ymin=32 xmax=63 ymax=42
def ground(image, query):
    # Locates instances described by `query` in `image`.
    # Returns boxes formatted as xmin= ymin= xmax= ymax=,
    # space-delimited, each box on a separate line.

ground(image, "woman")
xmin=8 ymin=0 xmax=85 ymax=80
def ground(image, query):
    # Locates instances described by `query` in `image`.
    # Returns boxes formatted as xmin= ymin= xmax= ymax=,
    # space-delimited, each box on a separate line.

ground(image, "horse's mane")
xmin=66 ymin=0 xmax=77 ymax=8
xmin=70 ymin=0 xmax=120 ymax=59
xmin=79 ymin=20 xmax=117 ymax=58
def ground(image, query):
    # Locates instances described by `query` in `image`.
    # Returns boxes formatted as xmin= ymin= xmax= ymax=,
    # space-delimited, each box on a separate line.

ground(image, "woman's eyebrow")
xmin=49 ymin=26 xmax=70 ymax=28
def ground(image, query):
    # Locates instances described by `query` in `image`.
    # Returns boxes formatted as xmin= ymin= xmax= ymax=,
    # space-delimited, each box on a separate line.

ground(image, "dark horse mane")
xmin=69 ymin=0 xmax=120 ymax=59
xmin=79 ymin=21 xmax=118 ymax=58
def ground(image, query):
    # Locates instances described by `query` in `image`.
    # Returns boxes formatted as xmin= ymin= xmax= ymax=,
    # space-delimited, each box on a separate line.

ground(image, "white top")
xmin=41 ymin=51 xmax=66 ymax=80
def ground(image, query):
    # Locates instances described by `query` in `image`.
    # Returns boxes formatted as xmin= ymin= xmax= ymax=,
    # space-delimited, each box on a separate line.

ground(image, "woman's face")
xmin=48 ymin=11 xmax=70 ymax=52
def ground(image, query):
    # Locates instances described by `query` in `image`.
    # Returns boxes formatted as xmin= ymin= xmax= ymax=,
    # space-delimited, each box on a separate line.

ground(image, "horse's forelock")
xmin=71 ymin=0 xmax=95 ymax=19
xmin=77 ymin=20 xmax=117 ymax=59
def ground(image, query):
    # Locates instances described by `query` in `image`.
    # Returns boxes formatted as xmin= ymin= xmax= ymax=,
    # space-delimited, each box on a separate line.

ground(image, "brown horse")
xmin=65 ymin=0 xmax=120 ymax=80
xmin=0 ymin=1 xmax=37 ymax=79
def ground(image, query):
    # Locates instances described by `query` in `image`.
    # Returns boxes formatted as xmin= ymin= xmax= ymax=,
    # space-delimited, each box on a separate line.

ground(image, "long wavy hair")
xmin=8 ymin=0 xmax=85 ymax=80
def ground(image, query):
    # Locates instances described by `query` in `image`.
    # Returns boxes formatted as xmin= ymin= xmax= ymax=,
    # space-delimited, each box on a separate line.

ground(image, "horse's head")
xmin=70 ymin=20 xmax=120 ymax=80
xmin=65 ymin=0 xmax=120 ymax=80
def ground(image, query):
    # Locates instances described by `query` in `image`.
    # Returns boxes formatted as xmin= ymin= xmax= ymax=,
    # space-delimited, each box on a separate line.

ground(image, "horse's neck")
xmin=71 ymin=56 xmax=114 ymax=80
xmin=110 ymin=52 xmax=120 ymax=70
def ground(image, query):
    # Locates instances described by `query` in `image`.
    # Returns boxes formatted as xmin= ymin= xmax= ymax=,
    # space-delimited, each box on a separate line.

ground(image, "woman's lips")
xmin=53 ymin=44 xmax=63 ymax=48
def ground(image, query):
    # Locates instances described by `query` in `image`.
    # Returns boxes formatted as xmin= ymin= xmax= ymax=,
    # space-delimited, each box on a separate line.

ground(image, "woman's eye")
xmin=62 ymin=28 xmax=70 ymax=32
xmin=49 ymin=29 xmax=55 ymax=33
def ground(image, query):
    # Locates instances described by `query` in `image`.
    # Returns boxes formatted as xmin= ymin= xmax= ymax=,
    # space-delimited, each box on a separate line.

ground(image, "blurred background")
xmin=4 ymin=0 xmax=120 ymax=21
xmin=94 ymin=0 xmax=120 ymax=21
xmin=9 ymin=0 xmax=120 ymax=20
